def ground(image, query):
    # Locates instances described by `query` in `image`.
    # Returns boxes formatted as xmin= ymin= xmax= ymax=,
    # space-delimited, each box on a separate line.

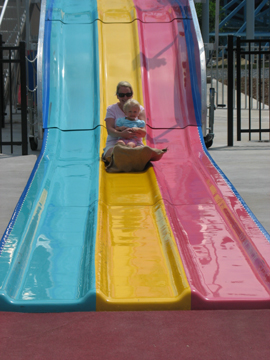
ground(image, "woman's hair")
xmin=123 ymin=99 xmax=140 ymax=113
xmin=116 ymin=81 xmax=133 ymax=94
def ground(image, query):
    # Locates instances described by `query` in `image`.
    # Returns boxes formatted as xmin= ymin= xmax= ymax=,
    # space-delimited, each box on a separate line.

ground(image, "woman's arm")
xmin=106 ymin=118 xmax=134 ymax=139
xmin=115 ymin=126 xmax=128 ymax=131
xmin=138 ymin=109 xmax=146 ymax=121
xmin=137 ymin=110 xmax=146 ymax=137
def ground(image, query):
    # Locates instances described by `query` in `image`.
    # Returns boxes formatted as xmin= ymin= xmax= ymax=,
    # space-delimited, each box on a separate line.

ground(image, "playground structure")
xmin=0 ymin=0 xmax=270 ymax=312
xmin=216 ymin=0 xmax=270 ymax=41
xmin=200 ymin=0 xmax=270 ymax=47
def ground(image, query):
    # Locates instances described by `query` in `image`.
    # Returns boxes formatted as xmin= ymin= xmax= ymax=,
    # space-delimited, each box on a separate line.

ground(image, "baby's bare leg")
xmin=126 ymin=142 xmax=136 ymax=148
xmin=116 ymin=140 xmax=126 ymax=146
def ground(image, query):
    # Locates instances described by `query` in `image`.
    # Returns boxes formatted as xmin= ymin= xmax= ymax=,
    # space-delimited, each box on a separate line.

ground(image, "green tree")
xmin=195 ymin=1 xmax=224 ymax=33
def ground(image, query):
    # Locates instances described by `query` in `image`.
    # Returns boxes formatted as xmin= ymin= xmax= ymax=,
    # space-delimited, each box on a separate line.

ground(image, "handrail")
xmin=0 ymin=0 xmax=9 ymax=29
xmin=0 ymin=1 xmax=24 ymax=40
xmin=188 ymin=0 xmax=207 ymax=135
xmin=37 ymin=0 xmax=47 ymax=138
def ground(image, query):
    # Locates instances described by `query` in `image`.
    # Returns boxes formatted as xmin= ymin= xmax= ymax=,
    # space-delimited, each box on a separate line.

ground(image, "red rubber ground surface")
xmin=1 ymin=310 xmax=270 ymax=359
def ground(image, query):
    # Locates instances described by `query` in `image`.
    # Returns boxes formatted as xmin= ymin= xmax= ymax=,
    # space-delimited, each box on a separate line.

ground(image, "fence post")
xmin=236 ymin=37 xmax=241 ymax=141
xmin=0 ymin=34 xmax=4 ymax=134
xmin=227 ymin=35 xmax=234 ymax=146
xmin=259 ymin=41 xmax=262 ymax=141
xmin=0 ymin=35 xmax=3 ymax=153
xmin=20 ymin=41 xmax=28 ymax=155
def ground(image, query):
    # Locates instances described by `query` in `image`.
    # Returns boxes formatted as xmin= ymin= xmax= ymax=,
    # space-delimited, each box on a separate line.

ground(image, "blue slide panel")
xmin=0 ymin=129 xmax=100 ymax=311
xmin=46 ymin=21 xmax=100 ymax=130
xmin=0 ymin=0 xmax=100 ymax=311
xmin=46 ymin=0 xmax=98 ymax=24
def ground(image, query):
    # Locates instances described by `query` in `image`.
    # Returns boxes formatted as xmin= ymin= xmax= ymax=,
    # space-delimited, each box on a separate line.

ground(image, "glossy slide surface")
xmin=0 ymin=0 xmax=100 ymax=311
xmin=95 ymin=0 xmax=190 ymax=310
xmin=134 ymin=0 xmax=270 ymax=308
xmin=0 ymin=0 xmax=270 ymax=312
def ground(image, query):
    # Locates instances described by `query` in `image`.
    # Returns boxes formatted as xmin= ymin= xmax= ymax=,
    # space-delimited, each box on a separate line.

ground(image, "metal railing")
xmin=226 ymin=35 xmax=270 ymax=145
xmin=1 ymin=0 xmax=26 ymax=115
xmin=0 ymin=0 xmax=11 ymax=28
xmin=0 ymin=0 xmax=24 ymax=31
xmin=0 ymin=34 xmax=28 ymax=155
xmin=235 ymin=37 xmax=270 ymax=141
xmin=206 ymin=41 xmax=270 ymax=111
xmin=1 ymin=0 xmax=41 ymax=153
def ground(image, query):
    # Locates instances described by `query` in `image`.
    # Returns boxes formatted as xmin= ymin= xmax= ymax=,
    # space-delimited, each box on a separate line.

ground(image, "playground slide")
xmin=0 ymin=0 xmax=270 ymax=312
xmin=134 ymin=1 xmax=270 ymax=309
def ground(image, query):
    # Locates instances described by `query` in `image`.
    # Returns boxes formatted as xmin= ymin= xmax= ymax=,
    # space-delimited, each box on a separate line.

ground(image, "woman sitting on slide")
xmin=103 ymin=81 xmax=146 ymax=159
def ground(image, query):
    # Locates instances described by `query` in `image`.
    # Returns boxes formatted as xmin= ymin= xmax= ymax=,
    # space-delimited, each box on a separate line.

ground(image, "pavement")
xmin=207 ymin=81 xmax=270 ymax=234
xmin=0 ymin=85 xmax=270 ymax=358
xmin=0 ymin=110 xmax=40 ymax=239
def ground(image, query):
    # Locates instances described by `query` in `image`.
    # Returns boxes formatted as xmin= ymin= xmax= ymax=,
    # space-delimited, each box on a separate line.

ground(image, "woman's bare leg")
xmin=104 ymin=147 xmax=113 ymax=159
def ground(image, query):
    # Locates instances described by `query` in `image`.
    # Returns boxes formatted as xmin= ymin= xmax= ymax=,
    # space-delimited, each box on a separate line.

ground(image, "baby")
xmin=115 ymin=99 xmax=146 ymax=148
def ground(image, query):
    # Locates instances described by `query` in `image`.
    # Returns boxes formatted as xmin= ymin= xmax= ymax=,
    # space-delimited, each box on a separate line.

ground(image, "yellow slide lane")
xmin=95 ymin=0 xmax=191 ymax=310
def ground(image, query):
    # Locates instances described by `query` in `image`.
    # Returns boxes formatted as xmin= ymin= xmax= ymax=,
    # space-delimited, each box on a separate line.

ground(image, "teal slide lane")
xmin=46 ymin=0 xmax=98 ymax=24
xmin=45 ymin=0 xmax=100 ymax=130
xmin=0 ymin=0 xmax=100 ymax=311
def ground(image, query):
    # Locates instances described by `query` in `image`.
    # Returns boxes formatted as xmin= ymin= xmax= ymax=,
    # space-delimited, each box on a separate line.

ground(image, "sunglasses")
xmin=117 ymin=92 xmax=133 ymax=98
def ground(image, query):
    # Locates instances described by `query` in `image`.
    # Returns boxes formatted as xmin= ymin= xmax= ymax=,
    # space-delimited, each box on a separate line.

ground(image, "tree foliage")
xmin=195 ymin=1 xmax=221 ymax=33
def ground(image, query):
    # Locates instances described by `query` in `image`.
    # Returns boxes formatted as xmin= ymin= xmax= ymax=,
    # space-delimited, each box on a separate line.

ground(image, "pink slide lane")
xmin=135 ymin=2 xmax=270 ymax=309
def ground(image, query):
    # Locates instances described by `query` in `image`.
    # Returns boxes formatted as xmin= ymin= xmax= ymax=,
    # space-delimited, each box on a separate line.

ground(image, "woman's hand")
xmin=120 ymin=128 xmax=136 ymax=139
xmin=115 ymin=126 xmax=127 ymax=132
xmin=130 ymin=127 xmax=146 ymax=138
xmin=106 ymin=118 xmax=134 ymax=139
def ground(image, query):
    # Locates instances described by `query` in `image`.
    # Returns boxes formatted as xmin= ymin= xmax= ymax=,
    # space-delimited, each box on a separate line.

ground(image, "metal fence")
xmin=0 ymin=33 xmax=27 ymax=155
xmin=236 ymin=37 xmax=270 ymax=141
xmin=206 ymin=40 xmax=270 ymax=111
xmin=226 ymin=35 xmax=270 ymax=146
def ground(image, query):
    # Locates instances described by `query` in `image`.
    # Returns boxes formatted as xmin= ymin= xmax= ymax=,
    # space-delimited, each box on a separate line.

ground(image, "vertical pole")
xmin=259 ymin=41 xmax=262 ymax=141
xmin=16 ymin=0 xmax=20 ymax=34
xmin=227 ymin=35 xmax=234 ymax=146
xmin=26 ymin=0 xmax=30 ymax=51
xmin=202 ymin=0 xmax=209 ymax=60
xmin=215 ymin=0 xmax=220 ymax=106
xmin=246 ymin=0 xmax=255 ymax=40
xmin=9 ymin=50 xmax=13 ymax=154
xmin=215 ymin=0 xmax=220 ymax=51
xmin=0 ymin=34 xmax=3 ymax=153
xmin=20 ymin=42 xmax=28 ymax=155
xmin=249 ymin=42 xmax=251 ymax=140
xmin=0 ymin=34 xmax=5 ymax=132
xmin=209 ymin=88 xmax=215 ymax=134
xmin=237 ymin=37 xmax=241 ymax=141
